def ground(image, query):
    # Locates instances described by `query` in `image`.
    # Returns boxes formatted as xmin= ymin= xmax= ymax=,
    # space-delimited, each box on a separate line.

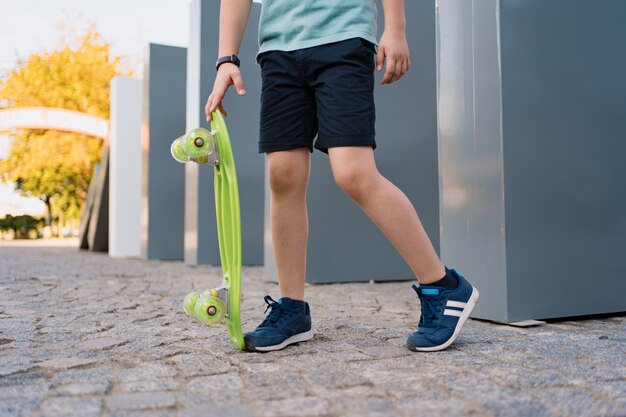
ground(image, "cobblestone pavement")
xmin=1 ymin=245 xmax=624 ymax=417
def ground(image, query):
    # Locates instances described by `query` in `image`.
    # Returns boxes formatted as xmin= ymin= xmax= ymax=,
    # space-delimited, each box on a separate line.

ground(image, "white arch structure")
xmin=0 ymin=107 xmax=109 ymax=139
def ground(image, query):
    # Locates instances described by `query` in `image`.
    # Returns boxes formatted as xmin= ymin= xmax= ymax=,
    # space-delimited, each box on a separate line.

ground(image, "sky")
xmin=0 ymin=0 xmax=198 ymax=216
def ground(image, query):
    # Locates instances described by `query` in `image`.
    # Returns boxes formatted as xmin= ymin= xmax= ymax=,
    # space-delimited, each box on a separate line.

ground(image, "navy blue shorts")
xmin=257 ymin=37 xmax=377 ymax=154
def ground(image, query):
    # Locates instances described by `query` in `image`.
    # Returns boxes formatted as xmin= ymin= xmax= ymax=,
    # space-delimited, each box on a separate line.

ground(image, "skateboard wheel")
xmin=182 ymin=291 xmax=201 ymax=316
xmin=171 ymin=136 xmax=190 ymax=163
xmin=182 ymin=129 xmax=215 ymax=161
xmin=194 ymin=296 xmax=226 ymax=325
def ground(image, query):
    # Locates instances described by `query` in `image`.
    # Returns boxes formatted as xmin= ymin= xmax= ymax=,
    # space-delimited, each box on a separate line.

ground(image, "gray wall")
xmin=185 ymin=0 xmax=264 ymax=266
xmin=141 ymin=44 xmax=187 ymax=260
xmin=265 ymin=0 xmax=440 ymax=283
xmin=438 ymin=0 xmax=626 ymax=321
xmin=500 ymin=0 xmax=626 ymax=320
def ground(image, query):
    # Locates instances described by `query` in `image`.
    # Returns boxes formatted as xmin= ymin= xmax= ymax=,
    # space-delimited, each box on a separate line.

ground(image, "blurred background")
xmin=0 ymin=0 xmax=188 ymax=241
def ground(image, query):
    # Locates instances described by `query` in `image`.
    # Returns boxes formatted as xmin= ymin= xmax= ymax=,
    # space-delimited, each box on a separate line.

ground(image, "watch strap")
xmin=216 ymin=55 xmax=240 ymax=71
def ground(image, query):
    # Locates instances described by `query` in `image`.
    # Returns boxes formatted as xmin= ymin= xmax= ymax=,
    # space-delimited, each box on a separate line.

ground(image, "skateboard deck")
xmin=171 ymin=110 xmax=244 ymax=350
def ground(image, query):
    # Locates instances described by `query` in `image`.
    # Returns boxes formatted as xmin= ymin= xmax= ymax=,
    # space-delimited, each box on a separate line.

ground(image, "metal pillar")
xmin=109 ymin=77 xmax=142 ymax=258
xmin=437 ymin=0 xmax=626 ymax=321
xmin=185 ymin=0 xmax=264 ymax=266
xmin=141 ymin=44 xmax=187 ymax=260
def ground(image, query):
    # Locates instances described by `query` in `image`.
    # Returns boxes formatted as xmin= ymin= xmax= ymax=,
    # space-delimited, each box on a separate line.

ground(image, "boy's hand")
xmin=205 ymin=64 xmax=247 ymax=122
xmin=376 ymin=30 xmax=411 ymax=85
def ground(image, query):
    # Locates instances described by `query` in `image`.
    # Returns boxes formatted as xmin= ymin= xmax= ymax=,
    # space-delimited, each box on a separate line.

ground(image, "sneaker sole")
xmin=246 ymin=329 xmax=314 ymax=352
xmin=408 ymin=286 xmax=480 ymax=352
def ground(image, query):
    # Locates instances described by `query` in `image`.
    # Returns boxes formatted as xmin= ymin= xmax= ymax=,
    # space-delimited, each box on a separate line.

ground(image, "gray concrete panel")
xmin=500 ymin=0 xmax=626 ymax=320
xmin=141 ymin=44 xmax=187 ymax=260
xmin=185 ymin=0 xmax=264 ymax=266
xmin=88 ymin=147 xmax=109 ymax=252
xmin=438 ymin=0 xmax=626 ymax=321
xmin=437 ymin=0 xmax=508 ymax=321
xmin=266 ymin=0 xmax=440 ymax=283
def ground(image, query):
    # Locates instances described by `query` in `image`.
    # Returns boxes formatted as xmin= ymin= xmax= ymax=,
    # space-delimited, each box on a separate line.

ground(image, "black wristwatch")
xmin=216 ymin=55 xmax=240 ymax=71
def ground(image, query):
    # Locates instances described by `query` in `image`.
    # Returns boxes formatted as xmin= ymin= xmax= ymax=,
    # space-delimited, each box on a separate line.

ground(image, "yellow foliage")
xmin=0 ymin=28 xmax=127 ymax=225
xmin=1 ymin=30 xmax=122 ymax=118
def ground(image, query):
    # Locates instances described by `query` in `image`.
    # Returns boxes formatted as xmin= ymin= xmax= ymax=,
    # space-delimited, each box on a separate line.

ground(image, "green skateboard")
xmin=171 ymin=110 xmax=244 ymax=350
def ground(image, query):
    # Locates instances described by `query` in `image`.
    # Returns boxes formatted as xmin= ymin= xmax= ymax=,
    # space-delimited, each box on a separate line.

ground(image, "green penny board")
xmin=172 ymin=110 xmax=243 ymax=350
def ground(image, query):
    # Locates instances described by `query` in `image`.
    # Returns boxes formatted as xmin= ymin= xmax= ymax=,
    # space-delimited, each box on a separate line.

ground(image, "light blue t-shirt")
xmin=258 ymin=0 xmax=378 ymax=54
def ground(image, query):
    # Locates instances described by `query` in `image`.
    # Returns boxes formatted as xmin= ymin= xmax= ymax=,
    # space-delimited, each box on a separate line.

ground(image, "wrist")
xmin=216 ymin=54 xmax=240 ymax=71
xmin=383 ymin=25 xmax=406 ymax=37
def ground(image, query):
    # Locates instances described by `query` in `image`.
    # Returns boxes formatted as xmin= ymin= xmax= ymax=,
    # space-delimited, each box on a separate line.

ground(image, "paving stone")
xmin=54 ymin=380 xmax=111 ymax=395
xmin=179 ymin=404 xmax=258 ymax=417
xmin=257 ymin=397 xmax=332 ymax=417
xmin=187 ymin=373 xmax=244 ymax=392
xmin=248 ymin=370 xmax=303 ymax=389
xmin=331 ymin=397 xmax=404 ymax=417
xmin=0 ymin=398 xmax=41 ymax=417
xmin=38 ymin=396 xmax=102 ymax=417
xmin=395 ymin=396 xmax=489 ymax=417
xmin=52 ymin=367 xmax=112 ymax=384
xmin=0 ymin=354 xmax=34 ymax=376
xmin=585 ymin=380 xmax=626 ymax=403
xmin=109 ymin=411 xmax=173 ymax=417
xmin=106 ymin=391 xmax=176 ymax=411
xmin=0 ymin=371 xmax=47 ymax=386
xmin=118 ymin=361 xmax=177 ymax=382
xmin=246 ymin=384 xmax=307 ymax=401
xmin=171 ymin=353 xmax=232 ymax=377
xmin=530 ymin=387 xmax=626 ymax=417
xmin=36 ymin=357 xmax=97 ymax=370
xmin=1 ymin=246 xmax=625 ymax=417
xmin=177 ymin=390 xmax=244 ymax=408
xmin=358 ymin=345 xmax=413 ymax=359
xmin=120 ymin=377 xmax=180 ymax=392
xmin=78 ymin=337 xmax=128 ymax=350
xmin=305 ymin=370 xmax=371 ymax=389
xmin=0 ymin=381 xmax=50 ymax=399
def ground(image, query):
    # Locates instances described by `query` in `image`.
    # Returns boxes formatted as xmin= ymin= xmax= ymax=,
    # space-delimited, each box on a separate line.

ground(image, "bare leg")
xmin=328 ymin=147 xmax=444 ymax=284
xmin=266 ymin=148 xmax=311 ymax=300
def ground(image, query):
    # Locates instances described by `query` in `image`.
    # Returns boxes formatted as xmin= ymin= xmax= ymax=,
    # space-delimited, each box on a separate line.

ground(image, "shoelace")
xmin=412 ymin=284 xmax=445 ymax=329
xmin=260 ymin=295 xmax=293 ymax=327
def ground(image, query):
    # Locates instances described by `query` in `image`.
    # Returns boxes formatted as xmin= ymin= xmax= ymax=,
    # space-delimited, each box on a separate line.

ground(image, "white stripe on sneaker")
xmin=443 ymin=308 xmax=463 ymax=317
xmin=446 ymin=300 xmax=467 ymax=308
xmin=411 ymin=286 xmax=480 ymax=352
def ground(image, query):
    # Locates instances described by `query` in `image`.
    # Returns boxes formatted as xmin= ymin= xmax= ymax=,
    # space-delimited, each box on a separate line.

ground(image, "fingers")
xmin=205 ymin=95 xmax=228 ymax=122
xmin=394 ymin=59 xmax=408 ymax=83
xmin=205 ymin=68 xmax=244 ymax=121
xmin=205 ymin=94 xmax=213 ymax=122
xmin=382 ymin=55 xmax=411 ymax=84
xmin=218 ymin=103 xmax=227 ymax=117
xmin=376 ymin=45 xmax=385 ymax=72
xmin=231 ymin=72 xmax=246 ymax=95
xmin=381 ymin=57 xmax=396 ymax=84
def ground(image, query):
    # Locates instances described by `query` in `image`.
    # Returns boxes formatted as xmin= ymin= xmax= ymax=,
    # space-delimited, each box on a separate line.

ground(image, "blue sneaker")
xmin=244 ymin=296 xmax=313 ymax=352
xmin=407 ymin=269 xmax=479 ymax=352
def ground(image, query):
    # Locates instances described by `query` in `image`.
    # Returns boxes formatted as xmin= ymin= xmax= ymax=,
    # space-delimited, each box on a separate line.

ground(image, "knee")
xmin=333 ymin=167 xmax=374 ymax=201
xmin=268 ymin=160 xmax=308 ymax=195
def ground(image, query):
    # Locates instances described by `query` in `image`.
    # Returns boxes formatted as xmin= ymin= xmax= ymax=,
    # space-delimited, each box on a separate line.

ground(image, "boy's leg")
xmin=266 ymin=148 xmax=311 ymax=300
xmin=246 ymin=48 xmax=315 ymax=352
xmin=328 ymin=145 xmax=479 ymax=351
xmin=327 ymin=146 xmax=444 ymax=284
xmin=244 ymin=148 xmax=313 ymax=352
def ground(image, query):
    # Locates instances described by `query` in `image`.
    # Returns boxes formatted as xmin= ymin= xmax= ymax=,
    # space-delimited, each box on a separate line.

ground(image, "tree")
xmin=0 ymin=214 xmax=44 ymax=239
xmin=0 ymin=28 xmax=128 ymax=234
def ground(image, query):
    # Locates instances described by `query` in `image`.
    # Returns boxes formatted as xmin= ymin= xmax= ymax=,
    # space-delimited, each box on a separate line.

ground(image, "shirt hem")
xmin=257 ymin=31 xmax=378 ymax=60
